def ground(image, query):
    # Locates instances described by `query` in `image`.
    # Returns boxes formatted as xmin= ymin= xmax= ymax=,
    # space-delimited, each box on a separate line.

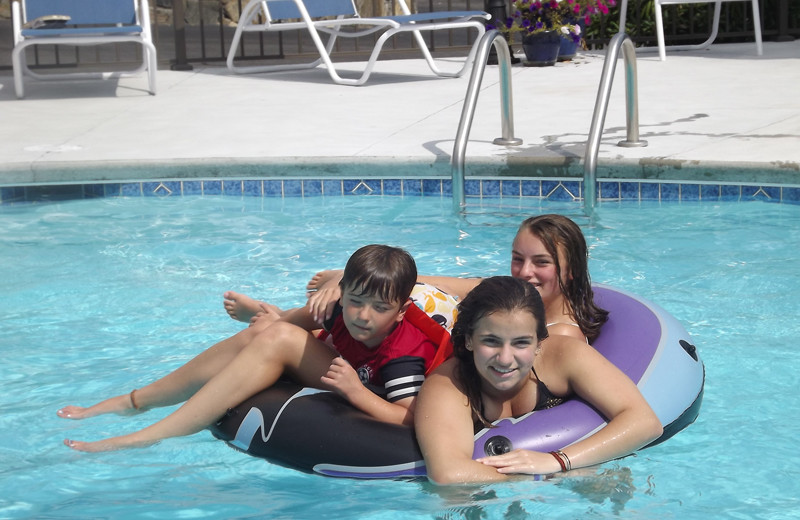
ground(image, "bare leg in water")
xmin=223 ymin=291 xmax=284 ymax=324
xmin=57 ymin=318 xmax=275 ymax=420
xmin=223 ymin=274 xmax=343 ymax=326
xmin=63 ymin=322 xmax=338 ymax=452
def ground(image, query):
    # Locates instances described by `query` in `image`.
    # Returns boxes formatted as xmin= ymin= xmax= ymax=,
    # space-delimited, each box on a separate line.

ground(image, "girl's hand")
xmin=476 ymin=449 xmax=561 ymax=475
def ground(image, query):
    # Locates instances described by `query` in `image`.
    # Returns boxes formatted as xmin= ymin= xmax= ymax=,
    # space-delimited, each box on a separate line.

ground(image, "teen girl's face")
xmin=468 ymin=309 xmax=539 ymax=395
xmin=340 ymin=284 xmax=407 ymax=348
xmin=510 ymin=229 xmax=567 ymax=307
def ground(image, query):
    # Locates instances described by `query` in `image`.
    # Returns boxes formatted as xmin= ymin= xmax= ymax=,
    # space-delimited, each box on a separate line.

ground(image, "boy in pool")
xmin=61 ymin=244 xmax=438 ymax=451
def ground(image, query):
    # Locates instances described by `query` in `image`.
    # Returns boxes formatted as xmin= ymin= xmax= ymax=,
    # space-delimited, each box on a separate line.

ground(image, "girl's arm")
xmin=415 ymin=361 xmax=511 ymax=485
xmin=304 ymin=272 xmax=484 ymax=323
xmin=278 ymin=304 xmax=324 ymax=331
xmin=416 ymin=276 xmax=482 ymax=300
xmin=557 ymin=338 xmax=663 ymax=467
xmin=479 ymin=337 xmax=662 ymax=475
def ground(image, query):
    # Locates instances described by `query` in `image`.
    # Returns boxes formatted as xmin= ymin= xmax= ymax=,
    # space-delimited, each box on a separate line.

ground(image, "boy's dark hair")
xmin=340 ymin=245 xmax=417 ymax=305
xmin=450 ymin=276 xmax=548 ymax=428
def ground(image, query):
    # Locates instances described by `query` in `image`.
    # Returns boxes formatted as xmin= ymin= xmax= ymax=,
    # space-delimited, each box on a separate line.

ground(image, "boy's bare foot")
xmin=223 ymin=291 xmax=264 ymax=323
xmin=57 ymin=393 xmax=143 ymax=420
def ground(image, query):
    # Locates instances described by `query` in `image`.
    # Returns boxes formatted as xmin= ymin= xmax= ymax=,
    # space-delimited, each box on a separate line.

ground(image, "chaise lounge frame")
xmin=11 ymin=0 xmax=157 ymax=98
xmin=226 ymin=0 xmax=490 ymax=86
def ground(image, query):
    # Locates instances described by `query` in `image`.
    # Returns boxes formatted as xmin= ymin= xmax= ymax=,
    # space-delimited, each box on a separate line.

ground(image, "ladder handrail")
xmin=583 ymin=32 xmax=648 ymax=218
xmin=451 ymin=31 xmax=646 ymax=217
xmin=451 ymin=30 xmax=522 ymax=213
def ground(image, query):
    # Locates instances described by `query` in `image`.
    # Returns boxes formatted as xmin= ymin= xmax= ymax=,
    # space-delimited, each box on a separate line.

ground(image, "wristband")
xmin=549 ymin=451 xmax=567 ymax=472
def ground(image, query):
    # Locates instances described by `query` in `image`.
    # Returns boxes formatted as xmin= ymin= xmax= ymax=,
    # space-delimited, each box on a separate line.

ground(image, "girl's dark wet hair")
xmin=339 ymin=244 xmax=417 ymax=305
xmin=451 ymin=276 xmax=549 ymax=428
xmin=517 ymin=214 xmax=608 ymax=343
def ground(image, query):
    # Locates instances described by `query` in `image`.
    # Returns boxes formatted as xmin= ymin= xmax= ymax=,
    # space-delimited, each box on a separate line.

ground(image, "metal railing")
xmin=450 ymin=29 xmax=521 ymax=213
xmin=583 ymin=32 xmax=647 ymax=218
xmin=450 ymin=31 xmax=647 ymax=216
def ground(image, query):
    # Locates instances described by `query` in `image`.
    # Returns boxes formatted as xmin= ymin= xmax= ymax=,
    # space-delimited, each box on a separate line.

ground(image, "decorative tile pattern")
xmin=2 ymin=178 xmax=800 ymax=205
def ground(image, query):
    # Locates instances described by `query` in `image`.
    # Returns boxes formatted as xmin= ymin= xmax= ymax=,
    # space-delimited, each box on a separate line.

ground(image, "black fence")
xmin=1 ymin=0 xmax=797 ymax=71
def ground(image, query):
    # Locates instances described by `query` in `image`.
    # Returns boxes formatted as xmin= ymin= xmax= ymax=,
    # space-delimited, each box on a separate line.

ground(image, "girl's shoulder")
xmin=546 ymin=321 xmax=587 ymax=342
xmin=422 ymin=358 xmax=461 ymax=392
xmin=537 ymin=334 xmax=597 ymax=392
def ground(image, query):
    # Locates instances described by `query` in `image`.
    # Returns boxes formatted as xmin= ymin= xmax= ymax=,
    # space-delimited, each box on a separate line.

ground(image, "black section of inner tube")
xmin=484 ymin=436 xmax=513 ymax=456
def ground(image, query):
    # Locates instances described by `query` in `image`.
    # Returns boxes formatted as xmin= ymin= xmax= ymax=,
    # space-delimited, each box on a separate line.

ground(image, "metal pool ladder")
xmin=451 ymin=30 xmax=522 ymax=213
xmin=583 ymin=32 xmax=648 ymax=217
xmin=450 ymin=31 xmax=647 ymax=216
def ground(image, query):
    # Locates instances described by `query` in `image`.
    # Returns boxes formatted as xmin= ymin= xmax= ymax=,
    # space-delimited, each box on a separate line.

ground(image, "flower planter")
xmin=522 ymin=31 xmax=561 ymax=66
xmin=558 ymin=35 xmax=579 ymax=61
xmin=558 ymin=18 xmax=586 ymax=61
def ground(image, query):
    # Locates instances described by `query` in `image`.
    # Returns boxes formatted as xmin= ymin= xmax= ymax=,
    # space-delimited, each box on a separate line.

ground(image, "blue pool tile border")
xmin=2 ymin=178 xmax=800 ymax=205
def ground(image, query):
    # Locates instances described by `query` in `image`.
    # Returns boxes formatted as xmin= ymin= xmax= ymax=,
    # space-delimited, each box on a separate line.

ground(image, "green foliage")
xmin=581 ymin=0 xmax=764 ymax=46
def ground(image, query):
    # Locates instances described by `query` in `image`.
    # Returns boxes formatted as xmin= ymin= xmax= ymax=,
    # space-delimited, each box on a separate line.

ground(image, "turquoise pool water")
xmin=1 ymin=195 xmax=798 ymax=519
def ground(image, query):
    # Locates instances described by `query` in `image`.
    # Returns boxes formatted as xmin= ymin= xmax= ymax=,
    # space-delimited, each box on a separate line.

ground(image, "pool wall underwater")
xmin=3 ymin=177 xmax=800 ymax=205
xmin=2 ymin=158 xmax=800 ymax=204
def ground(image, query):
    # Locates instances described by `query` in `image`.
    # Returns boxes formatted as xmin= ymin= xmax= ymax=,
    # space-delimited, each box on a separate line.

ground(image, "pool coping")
xmin=2 ymin=156 xmax=800 ymax=186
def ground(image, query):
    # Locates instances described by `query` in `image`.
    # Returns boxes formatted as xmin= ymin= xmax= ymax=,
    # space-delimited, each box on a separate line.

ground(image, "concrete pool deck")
xmin=1 ymin=40 xmax=799 ymax=187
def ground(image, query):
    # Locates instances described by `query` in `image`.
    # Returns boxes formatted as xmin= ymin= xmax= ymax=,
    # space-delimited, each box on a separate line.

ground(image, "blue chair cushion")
xmin=24 ymin=0 xmax=137 ymax=25
xmin=21 ymin=25 xmax=144 ymax=37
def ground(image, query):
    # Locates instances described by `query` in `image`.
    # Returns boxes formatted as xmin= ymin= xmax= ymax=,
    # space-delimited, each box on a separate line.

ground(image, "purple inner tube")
xmin=472 ymin=286 xmax=663 ymax=457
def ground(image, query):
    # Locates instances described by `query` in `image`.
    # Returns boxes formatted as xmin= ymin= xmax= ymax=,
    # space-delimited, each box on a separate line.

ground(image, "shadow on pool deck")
xmin=1 ymin=40 xmax=799 ymax=187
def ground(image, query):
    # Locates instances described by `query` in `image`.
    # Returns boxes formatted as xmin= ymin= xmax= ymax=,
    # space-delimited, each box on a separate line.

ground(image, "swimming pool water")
xmin=1 ymin=195 xmax=798 ymax=519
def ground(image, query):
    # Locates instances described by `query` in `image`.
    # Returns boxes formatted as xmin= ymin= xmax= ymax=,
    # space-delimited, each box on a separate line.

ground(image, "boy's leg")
xmin=64 ymin=321 xmax=337 ymax=452
xmin=223 ymin=291 xmax=284 ymax=323
xmin=58 ymin=319 xmax=274 ymax=420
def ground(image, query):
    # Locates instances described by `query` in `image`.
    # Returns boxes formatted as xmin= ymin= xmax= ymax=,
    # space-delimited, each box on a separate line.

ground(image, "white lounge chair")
xmin=226 ymin=0 xmax=490 ymax=86
xmin=619 ymin=0 xmax=763 ymax=61
xmin=11 ymin=0 xmax=157 ymax=98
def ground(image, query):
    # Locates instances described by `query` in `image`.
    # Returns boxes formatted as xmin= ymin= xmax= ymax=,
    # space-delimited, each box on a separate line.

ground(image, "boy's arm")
xmin=321 ymin=358 xmax=416 ymax=425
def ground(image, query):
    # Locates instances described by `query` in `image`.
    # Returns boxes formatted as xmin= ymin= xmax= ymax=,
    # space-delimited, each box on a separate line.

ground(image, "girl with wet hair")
xmin=415 ymin=276 xmax=662 ymax=484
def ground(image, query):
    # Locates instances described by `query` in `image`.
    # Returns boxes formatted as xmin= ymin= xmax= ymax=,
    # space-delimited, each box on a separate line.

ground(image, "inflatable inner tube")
xmin=209 ymin=284 xmax=705 ymax=478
